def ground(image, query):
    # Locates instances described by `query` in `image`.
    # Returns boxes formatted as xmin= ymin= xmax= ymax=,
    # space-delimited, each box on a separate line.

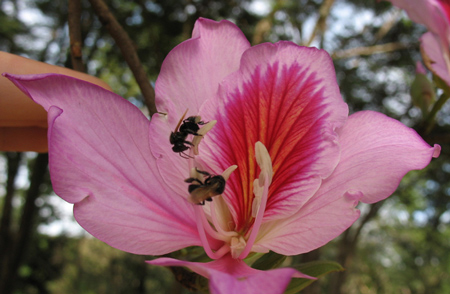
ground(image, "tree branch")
xmin=331 ymin=42 xmax=410 ymax=59
xmin=373 ymin=9 xmax=402 ymax=43
xmin=305 ymin=0 xmax=335 ymax=47
xmin=88 ymin=0 xmax=157 ymax=115
xmin=68 ymin=0 xmax=86 ymax=72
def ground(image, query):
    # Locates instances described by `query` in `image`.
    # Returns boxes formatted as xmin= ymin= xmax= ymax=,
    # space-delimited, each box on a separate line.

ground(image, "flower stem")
xmin=423 ymin=92 xmax=450 ymax=135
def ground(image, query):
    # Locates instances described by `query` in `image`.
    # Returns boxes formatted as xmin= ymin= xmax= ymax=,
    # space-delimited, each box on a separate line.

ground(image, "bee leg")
xmin=183 ymin=129 xmax=202 ymax=136
xmin=206 ymin=197 xmax=212 ymax=202
xmin=195 ymin=169 xmax=211 ymax=176
xmin=179 ymin=151 xmax=194 ymax=159
xmin=184 ymin=178 xmax=203 ymax=185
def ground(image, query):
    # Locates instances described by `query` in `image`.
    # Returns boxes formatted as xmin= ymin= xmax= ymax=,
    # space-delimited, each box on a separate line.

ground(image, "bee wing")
xmin=174 ymin=108 xmax=189 ymax=132
xmin=188 ymin=182 xmax=222 ymax=204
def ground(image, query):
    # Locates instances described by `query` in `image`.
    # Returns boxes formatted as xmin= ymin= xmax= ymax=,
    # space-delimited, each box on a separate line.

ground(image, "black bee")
xmin=185 ymin=169 xmax=226 ymax=205
xmin=170 ymin=110 xmax=207 ymax=158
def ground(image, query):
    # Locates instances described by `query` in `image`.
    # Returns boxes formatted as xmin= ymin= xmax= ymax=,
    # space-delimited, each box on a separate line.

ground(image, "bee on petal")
xmin=170 ymin=109 xmax=207 ymax=158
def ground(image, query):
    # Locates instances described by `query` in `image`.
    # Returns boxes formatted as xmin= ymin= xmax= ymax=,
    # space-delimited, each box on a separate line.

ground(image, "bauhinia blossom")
xmin=4 ymin=18 xmax=440 ymax=294
xmin=387 ymin=0 xmax=450 ymax=86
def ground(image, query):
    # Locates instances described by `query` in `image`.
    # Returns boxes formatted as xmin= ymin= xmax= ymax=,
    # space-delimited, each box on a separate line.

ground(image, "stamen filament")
xmin=210 ymin=200 xmax=239 ymax=238
xmin=199 ymin=205 xmax=229 ymax=242
xmin=194 ymin=206 xmax=217 ymax=259
xmin=213 ymin=244 xmax=231 ymax=259
xmin=238 ymin=173 xmax=270 ymax=259
xmin=194 ymin=206 xmax=229 ymax=259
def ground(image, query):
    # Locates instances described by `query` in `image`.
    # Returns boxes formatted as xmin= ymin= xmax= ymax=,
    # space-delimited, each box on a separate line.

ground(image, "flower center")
xmin=177 ymin=114 xmax=273 ymax=260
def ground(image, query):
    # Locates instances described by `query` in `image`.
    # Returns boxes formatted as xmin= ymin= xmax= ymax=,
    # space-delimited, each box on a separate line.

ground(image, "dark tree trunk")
xmin=0 ymin=153 xmax=48 ymax=294
xmin=0 ymin=153 xmax=22 ymax=283
xmin=329 ymin=202 xmax=384 ymax=294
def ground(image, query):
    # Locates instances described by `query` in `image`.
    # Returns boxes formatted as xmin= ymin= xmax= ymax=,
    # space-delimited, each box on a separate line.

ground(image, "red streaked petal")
xmin=254 ymin=110 xmax=439 ymax=255
xmin=200 ymin=42 xmax=347 ymax=229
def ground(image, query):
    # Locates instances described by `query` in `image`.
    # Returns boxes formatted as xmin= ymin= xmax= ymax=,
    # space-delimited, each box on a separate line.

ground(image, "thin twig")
xmin=331 ymin=42 xmax=410 ymax=59
xmin=352 ymin=202 xmax=384 ymax=243
xmin=373 ymin=9 xmax=402 ymax=43
xmin=68 ymin=0 xmax=86 ymax=72
xmin=88 ymin=0 xmax=157 ymax=115
xmin=305 ymin=0 xmax=335 ymax=47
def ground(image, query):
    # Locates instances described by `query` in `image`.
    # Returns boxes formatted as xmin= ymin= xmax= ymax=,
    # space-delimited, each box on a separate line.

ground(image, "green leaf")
xmin=284 ymin=261 xmax=344 ymax=294
xmin=251 ymin=251 xmax=287 ymax=270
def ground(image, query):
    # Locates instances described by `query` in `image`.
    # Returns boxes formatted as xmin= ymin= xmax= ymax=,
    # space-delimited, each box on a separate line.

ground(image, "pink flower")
xmin=388 ymin=0 xmax=450 ymax=86
xmin=4 ymin=18 xmax=440 ymax=294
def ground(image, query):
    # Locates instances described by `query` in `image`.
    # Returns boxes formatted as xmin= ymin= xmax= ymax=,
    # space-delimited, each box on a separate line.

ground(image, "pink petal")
xmin=253 ymin=189 xmax=361 ymax=255
xmin=388 ymin=0 xmax=450 ymax=86
xmin=415 ymin=61 xmax=427 ymax=74
xmin=74 ymin=194 xmax=200 ymax=255
xmin=155 ymin=17 xmax=250 ymax=126
xmin=148 ymin=254 xmax=311 ymax=294
xmin=149 ymin=18 xmax=250 ymax=197
xmin=388 ymin=0 xmax=450 ymax=46
xmin=334 ymin=110 xmax=440 ymax=204
xmin=199 ymin=42 xmax=348 ymax=229
xmin=148 ymin=114 xmax=190 ymax=198
xmin=4 ymin=73 xmax=200 ymax=254
xmin=421 ymin=32 xmax=450 ymax=86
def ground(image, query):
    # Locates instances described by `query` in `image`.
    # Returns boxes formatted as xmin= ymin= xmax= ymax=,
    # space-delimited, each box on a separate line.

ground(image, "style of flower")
xmin=4 ymin=18 xmax=440 ymax=294
xmin=388 ymin=0 xmax=450 ymax=86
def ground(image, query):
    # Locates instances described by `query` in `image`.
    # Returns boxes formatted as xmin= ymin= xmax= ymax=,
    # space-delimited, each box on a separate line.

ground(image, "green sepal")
xmin=432 ymin=74 xmax=450 ymax=97
xmin=411 ymin=72 xmax=435 ymax=115
xmin=284 ymin=261 xmax=344 ymax=294
xmin=251 ymin=251 xmax=287 ymax=270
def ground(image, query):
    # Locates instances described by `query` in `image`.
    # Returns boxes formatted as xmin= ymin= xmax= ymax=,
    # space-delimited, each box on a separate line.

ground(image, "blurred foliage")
xmin=1 ymin=0 xmax=450 ymax=293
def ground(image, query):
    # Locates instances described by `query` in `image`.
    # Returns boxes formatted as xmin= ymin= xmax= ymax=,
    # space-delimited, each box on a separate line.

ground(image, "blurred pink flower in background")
xmin=388 ymin=0 xmax=450 ymax=86
xmin=4 ymin=18 xmax=440 ymax=294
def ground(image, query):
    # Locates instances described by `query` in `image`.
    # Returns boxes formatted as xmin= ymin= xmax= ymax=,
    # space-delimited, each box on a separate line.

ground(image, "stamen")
xmin=230 ymin=236 xmax=247 ymax=259
xmin=239 ymin=141 xmax=272 ymax=259
xmin=251 ymin=179 xmax=263 ymax=218
xmin=222 ymin=165 xmax=238 ymax=180
xmin=255 ymin=141 xmax=273 ymax=186
xmin=192 ymin=120 xmax=217 ymax=155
